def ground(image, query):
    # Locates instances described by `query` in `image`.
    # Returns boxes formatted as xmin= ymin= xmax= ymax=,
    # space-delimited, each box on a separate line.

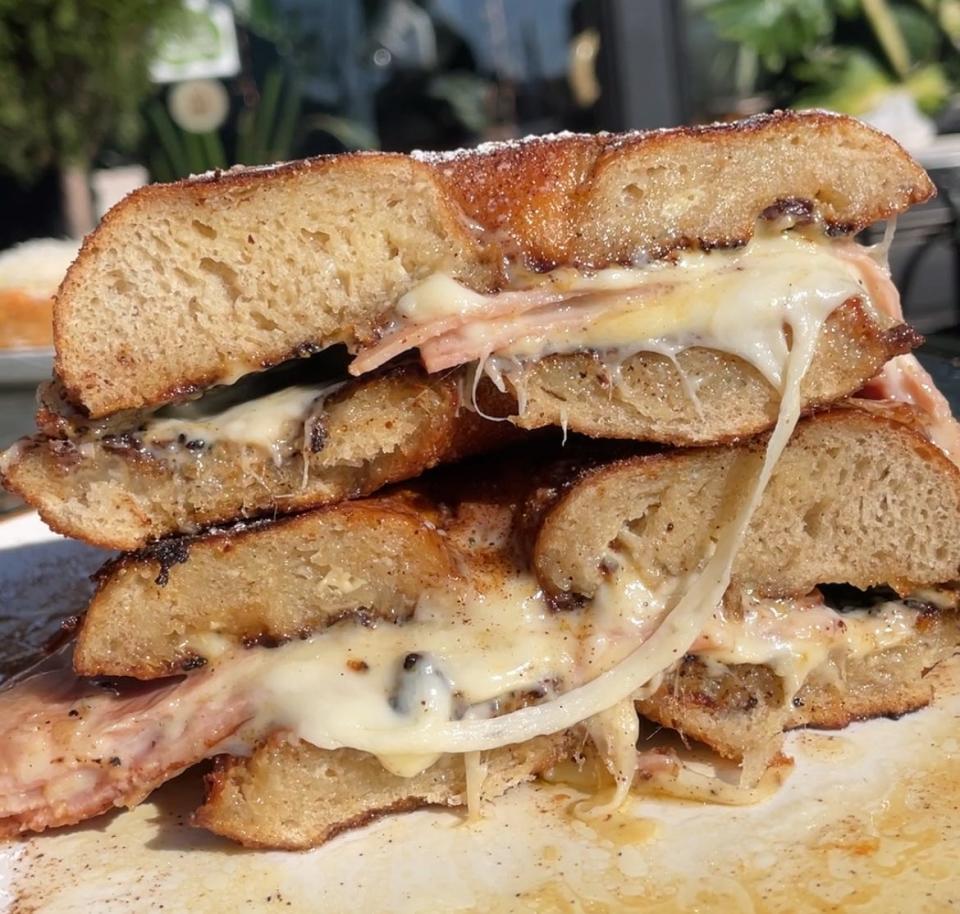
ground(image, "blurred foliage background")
xmin=6 ymin=0 xmax=960 ymax=244
xmin=695 ymin=0 xmax=960 ymax=115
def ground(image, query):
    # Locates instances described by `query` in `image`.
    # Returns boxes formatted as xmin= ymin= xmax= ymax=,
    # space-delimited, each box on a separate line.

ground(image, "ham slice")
xmin=837 ymin=244 xmax=960 ymax=465
xmin=348 ymin=285 xmax=581 ymax=376
xmin=417 ymin=290 xmax=660 ymax=374
xmin=0 ymin=649 xmax=255 ymax=836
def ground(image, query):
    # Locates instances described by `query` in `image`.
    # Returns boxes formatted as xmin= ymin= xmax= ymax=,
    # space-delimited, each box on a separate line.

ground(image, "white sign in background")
xmin=150 ymin=0 xmax=241 ymax=84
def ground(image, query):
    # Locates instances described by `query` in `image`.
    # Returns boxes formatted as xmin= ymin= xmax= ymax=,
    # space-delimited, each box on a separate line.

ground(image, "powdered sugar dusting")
xmin=411 ymin=131 xmax=600 ymax=165
xmin=183 ymin=110 xmax=851 ymax=183
xmin=409 ymin=110 xmax=847 ymax=166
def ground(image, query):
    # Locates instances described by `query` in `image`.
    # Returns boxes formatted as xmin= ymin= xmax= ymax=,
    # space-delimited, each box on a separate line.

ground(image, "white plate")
xmin=1 ymin=511 xmax=959 ymax=913
xmin=0 ymin=348 xmax=54 ymax=386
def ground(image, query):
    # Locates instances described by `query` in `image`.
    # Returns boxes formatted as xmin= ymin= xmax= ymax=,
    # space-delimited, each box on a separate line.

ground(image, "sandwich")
xmin=0 ymin=110 xmax=939 ymax=549
xmin=2 ymin=409 xmax=960 ymax=845
xmin=2 ymin=110 xmax=959 ymax=851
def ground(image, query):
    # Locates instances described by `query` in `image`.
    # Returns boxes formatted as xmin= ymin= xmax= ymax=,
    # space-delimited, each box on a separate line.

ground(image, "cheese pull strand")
xmin=280 ymin=300 xmax=826 ymax=757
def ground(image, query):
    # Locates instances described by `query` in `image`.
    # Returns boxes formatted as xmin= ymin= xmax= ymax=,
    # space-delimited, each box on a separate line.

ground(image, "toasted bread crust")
xmin=72 ymin=408 xmax=960 ymax=679
xmin=1 ymin=367 xmax=520 ymax=551
xmin=429 ymin=110 xmax=933 ymax=268
xmin=194 ymin=732 xmax=576 ymax=850
xmin=73 ymin=493 xmax=457 ymax=677
xmin=534 ymin=408 xmax=960 ymax=604
xmin=53 ymin=111 xmax=933 ymax=417
xmin=510 ymin=301 xmax=918 ymax=443
xmin=637 ymin=605 xmax=960 ymax=761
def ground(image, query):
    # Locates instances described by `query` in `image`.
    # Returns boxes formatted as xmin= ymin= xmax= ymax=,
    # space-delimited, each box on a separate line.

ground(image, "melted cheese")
xmin=693 ymin=595 xmax=920 ymax=702
xmin=200 ymin=580 xmax=935 ymax=780
xmin=189 ymin=249 xmax=849 ymax=764
xmin=143 ymin=383 xmax=340 ymax=466
xmin=353 ymin=233 xmax=876 ymax=393
xmin=463 ymin=750 xmax=488 ymax=819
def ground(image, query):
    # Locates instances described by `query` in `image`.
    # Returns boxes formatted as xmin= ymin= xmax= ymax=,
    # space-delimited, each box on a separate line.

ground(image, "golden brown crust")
xmin=73 ymin=493 xmax=459 ymax=678
xmin=430 ymin=110 xmax=934 ymax=268
xmin=1 ymin=367 xmax=521 ymax=551
xmin=534 ymin=407 xmax=960 ymax=604
xmin=53 ymin=111 xmax=933 ymax=417
xmin=194 ymin=732 xmax=576 ymax=850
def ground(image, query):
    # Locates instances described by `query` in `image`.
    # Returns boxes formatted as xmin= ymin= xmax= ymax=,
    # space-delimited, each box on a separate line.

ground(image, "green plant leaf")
xmin=861 ymin=0 xmax=912 ymax=76
xmin=891 ymin=3 xmax=941 ymax=61
xmin=0 ymin=0 xmax=182 ymax=184
xmin=701 ymin=0 xmax=836 ymax=70
xmin=938 ymin=0 xmax=960 ymax=42
xmin=270 ymin=77 xmax=301 ymax=162
xmin=198 ymin=130 xmax=227 ymax=170
xmin=833 ymin=0 xmax=862 ymax=17
xmin=905 ymin=60 xmax=951 ymax=111
xmin=427 ymin=73 xmax=491 ymax=134
xmin=299 ymin=114 xmax=379 ymax=152
xmin=252 ymin=67 xmax=283 ymax=165
xmin=793 ymin=46 xmax=893 ymax=112
xmin=145 ymin=99 xmax=189 ymax=178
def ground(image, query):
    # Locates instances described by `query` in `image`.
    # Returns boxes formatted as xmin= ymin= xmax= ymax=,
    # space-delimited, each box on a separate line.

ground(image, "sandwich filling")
xmin=7 ymin=225 xmax=960 ymax=835
xmin=351 ymin=231 xmax=889 ymax=391
xmin=3 ymin=578 xmax=952 ymax=829
xmin=34 ymin=229 xmax=894 ymax=461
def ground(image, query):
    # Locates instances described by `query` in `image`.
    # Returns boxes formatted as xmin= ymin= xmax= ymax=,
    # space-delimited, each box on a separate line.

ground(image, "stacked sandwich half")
xmin=3 ymin=111 xmax=960 ymax=848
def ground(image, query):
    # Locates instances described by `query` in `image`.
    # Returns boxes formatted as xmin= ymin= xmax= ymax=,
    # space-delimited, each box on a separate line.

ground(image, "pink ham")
xmin=418 ymin=289 xmax=659 ymax=374
xmin=348 ymin=285 xmax=581 ymax=376
xmin=0 ymin=649 xmax=255 ymax=837
xmin=837 ymin=244 xmax=960 ymax=465
xmin=348 ymin=282 xmax=671 ymax=377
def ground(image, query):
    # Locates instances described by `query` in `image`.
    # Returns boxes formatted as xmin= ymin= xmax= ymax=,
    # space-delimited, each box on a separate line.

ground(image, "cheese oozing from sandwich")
xmin=350 ymin=232 xmax=887 ymax=392
xmin=113 ymin=233 xmax=897 ymax=771
xmin=186 ymin=572 xmax=932 ymax=783
xmin=183 ymin=231 xmax=873 ymax=773
xmin=142 ymin=382 xmax=341 ymax=467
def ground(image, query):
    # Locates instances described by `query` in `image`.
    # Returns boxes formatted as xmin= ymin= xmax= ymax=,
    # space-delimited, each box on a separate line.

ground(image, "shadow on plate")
xmin=144 ymin=767 xmax=252 ymax=855
xmin=0 ymin=535 xmax=108 ymax=682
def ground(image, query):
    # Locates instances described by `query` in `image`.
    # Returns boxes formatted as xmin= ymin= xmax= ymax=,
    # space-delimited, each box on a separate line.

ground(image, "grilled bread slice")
xmin=637 ymin=592 xmax=960 ymax=768
xmin=509 ymin=304 xmax=917 ymax=444
xmin=74 ymin=407 xmax=960 ymax=680
xmin=638 ymin=600 xmax=960 ymax=764
xmin=54 ymin=111 xmax=932 ymax=419
xmin=194 ymin=732 xmax=577 ymax=850
xmin=1 ymin=367 xmax=518 ymax=550
xmin=535 ymin=408 xmax=960 ymax=605
xmin=73 ymin=491 xmax=457 ymax=677
xmin=193 ymin=607 xmax=959 ymax=850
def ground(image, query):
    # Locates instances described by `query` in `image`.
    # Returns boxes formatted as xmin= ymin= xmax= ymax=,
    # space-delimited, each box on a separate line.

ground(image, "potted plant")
xmin=0 ymin=0 xmax=180 ymax=237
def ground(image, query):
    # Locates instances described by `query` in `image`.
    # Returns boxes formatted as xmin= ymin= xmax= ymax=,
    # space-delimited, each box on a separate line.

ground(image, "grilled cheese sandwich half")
xmin=3 ymin=408 xmax=959 ymax=844
xmin=51 ymin=111 xmax=932 ymax=419
xmin=1 ymin=241 xmax=916 ymax=549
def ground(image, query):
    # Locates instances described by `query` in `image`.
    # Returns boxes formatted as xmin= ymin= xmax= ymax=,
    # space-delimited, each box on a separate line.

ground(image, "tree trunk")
xmin=60 ymin=164 xmax=95 ymax=238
